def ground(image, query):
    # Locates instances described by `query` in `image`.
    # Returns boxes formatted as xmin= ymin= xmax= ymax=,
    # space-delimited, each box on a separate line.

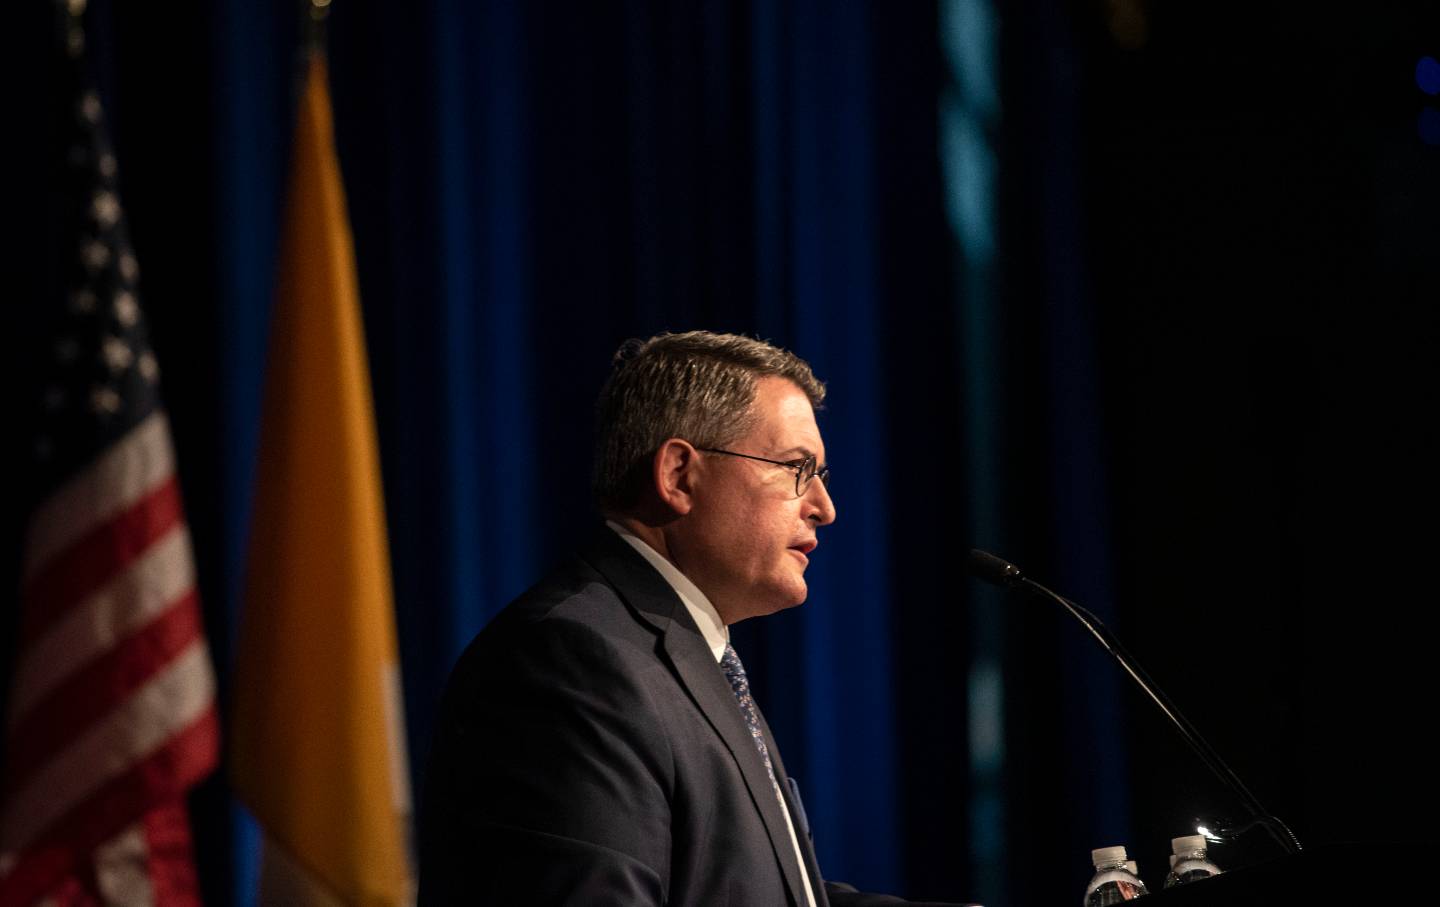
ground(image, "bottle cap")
xmin=1092 ymin=845 xmax=1128 ymax=868
xmin=1171 ymin=834 xmax=1208 ymax=856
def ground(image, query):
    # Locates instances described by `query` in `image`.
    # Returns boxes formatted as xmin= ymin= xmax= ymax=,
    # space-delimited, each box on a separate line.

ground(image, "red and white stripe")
xmin=0 ymin=411 xmax=219 ymax=907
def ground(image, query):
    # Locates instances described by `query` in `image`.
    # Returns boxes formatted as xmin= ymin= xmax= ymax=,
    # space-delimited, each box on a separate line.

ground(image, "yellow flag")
xmin=232 ymin=51 xmax=413 ymax=907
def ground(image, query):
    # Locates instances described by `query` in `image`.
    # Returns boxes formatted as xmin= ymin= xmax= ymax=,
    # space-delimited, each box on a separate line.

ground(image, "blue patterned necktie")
xmin=722 ymin=642 xmax=820 ymax=907
xmin=720 ymin=642 xmax=779 ymax=789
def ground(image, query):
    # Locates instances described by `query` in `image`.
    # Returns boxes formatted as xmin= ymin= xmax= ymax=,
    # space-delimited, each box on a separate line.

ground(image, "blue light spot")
xmin=1417 ymin=57 xmax=1440 ymax=96
xmin=1419 ymin=108 xmax=1440 ymax=146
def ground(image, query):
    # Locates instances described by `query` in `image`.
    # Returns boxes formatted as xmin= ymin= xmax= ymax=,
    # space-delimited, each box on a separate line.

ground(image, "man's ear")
xmin=653 ymin=438 xmax=700 ymax=516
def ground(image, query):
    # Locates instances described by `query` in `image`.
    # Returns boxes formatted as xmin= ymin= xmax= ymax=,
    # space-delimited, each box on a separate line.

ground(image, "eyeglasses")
xmin=697 ymin=447 xmax=831 ymax=497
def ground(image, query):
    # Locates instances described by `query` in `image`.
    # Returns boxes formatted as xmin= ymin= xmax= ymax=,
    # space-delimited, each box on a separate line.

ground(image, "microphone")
xmin=965 ymin=549 xmax=1302 ymax=856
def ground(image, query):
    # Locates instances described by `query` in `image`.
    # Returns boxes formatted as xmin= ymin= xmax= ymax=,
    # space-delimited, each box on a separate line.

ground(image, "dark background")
xmin=5 ymin=2 xmax=1439 ymax=905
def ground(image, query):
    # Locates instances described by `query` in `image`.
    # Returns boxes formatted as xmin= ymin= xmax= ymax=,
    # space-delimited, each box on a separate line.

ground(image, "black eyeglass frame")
xmin=697 ymin=447 xmax=831 ymax=497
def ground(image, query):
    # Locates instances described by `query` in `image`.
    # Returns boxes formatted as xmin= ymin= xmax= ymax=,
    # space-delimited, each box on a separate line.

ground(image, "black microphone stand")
xmin=966 ymin=549 xmax=1302 ymax=857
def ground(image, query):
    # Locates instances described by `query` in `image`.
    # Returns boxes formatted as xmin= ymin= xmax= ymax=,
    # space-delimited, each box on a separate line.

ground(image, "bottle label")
xmin=1164 ymin=858 xmax=1222 ymax=889
xmin=1085 ymin=870 xmax=1148 ymax=905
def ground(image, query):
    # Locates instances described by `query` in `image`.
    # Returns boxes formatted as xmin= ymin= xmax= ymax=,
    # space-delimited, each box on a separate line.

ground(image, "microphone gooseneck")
xmin=965 ymin=548 xmax=1302 ymax=857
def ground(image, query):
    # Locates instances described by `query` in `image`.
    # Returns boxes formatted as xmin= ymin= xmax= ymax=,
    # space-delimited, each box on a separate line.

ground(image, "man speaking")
xmin=419 ymin=331 xmax=964 ymax=906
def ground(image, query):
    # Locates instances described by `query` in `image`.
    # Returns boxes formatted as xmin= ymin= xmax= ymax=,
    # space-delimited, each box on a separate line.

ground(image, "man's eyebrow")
xmin=774 ymin=446 xmax=814 ymax=459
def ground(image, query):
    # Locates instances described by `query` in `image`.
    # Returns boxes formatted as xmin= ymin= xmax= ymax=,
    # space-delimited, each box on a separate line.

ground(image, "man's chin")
xmin=724 ymin=585 xmax=808 ymax=625
xmin=770 ymin=583 xmax=809 ymax=613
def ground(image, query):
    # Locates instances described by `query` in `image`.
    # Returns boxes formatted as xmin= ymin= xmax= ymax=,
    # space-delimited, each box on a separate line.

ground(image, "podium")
xmin=1140 ymin=843 xmax=1415 ymax=904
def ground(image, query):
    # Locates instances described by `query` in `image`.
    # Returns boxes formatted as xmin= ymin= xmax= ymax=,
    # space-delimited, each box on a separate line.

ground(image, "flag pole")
xmin=305 ymin=0 xmax=331 ymax=52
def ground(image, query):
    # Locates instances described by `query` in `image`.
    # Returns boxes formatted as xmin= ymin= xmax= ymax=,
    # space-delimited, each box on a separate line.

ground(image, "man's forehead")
xmin=749 ymin=377 xmax=824 ymax=454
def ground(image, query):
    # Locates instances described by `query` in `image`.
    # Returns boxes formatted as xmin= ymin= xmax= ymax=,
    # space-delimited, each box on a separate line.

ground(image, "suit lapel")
xmin=582 ymin=530 xmax=812 ymax=907
xmin=665 ymin=633 xmax=811 ymax=906
xmin=766 ymin=721 xmax=830 ymax=907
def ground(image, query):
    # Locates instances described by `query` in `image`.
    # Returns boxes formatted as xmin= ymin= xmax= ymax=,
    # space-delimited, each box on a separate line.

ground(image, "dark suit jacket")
xmin=418 ymin=529 xmax=961 ymax=906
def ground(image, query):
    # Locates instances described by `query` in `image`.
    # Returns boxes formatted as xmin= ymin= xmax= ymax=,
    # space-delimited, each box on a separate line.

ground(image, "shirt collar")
xmin=606 ymin=520 xmax=729 ymax=662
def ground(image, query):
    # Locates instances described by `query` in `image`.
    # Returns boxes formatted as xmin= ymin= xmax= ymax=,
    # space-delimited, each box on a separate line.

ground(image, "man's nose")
xmin=806 ymin=476 xmax=836 ymax=526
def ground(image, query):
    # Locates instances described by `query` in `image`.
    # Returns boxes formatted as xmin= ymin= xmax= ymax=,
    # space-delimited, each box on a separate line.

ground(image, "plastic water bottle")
xmin=1083 ymin=845 xmax=1150 ymax=905
xmin=1164 ymin=835 xmax=1222 ymax=888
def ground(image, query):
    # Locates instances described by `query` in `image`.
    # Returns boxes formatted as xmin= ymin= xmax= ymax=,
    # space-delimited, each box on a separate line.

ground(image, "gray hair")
xmin=593 ymin=331 xmax=825 ymax=510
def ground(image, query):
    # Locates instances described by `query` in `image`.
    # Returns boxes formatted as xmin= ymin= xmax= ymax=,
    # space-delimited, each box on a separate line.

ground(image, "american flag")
xmin=0 ymin=5 xmax=219 ymax=905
